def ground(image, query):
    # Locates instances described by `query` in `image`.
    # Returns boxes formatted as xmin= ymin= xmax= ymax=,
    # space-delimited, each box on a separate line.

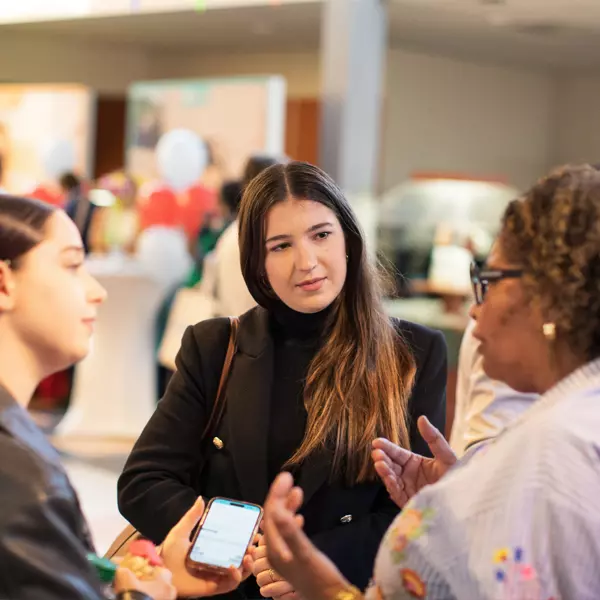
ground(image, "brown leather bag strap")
xmin=201 ymin=316 xmax=240 ymax=441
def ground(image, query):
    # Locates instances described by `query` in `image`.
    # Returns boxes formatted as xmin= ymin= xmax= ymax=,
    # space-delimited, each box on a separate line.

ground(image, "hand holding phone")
xmin=160 ymin=497 xmax=257 ymax=598
xmin=186 ymin=497 xmax=263 ymax=573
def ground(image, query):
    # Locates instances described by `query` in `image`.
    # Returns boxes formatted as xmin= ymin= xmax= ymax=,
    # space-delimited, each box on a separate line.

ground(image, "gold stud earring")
xmin=543 ymin=322 xmax=556 ymax=341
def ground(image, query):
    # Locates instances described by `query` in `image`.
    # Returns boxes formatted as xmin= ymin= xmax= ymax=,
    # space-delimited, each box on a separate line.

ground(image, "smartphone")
xmin=186 ymin=497 xmax=263 ymax=574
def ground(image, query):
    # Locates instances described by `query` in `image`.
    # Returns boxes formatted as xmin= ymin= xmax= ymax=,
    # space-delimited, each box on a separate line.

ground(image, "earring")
xmin=543 ymin=322 xmax=556 ymax=341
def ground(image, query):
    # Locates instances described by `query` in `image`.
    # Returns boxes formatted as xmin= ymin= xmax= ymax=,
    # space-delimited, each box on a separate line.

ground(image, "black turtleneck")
xmin=268 ymin=301 xmax=332 ymax=481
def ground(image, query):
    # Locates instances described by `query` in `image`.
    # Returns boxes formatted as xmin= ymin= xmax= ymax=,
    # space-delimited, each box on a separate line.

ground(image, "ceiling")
xmin=2 ymin=0 xmax=600 ymax=69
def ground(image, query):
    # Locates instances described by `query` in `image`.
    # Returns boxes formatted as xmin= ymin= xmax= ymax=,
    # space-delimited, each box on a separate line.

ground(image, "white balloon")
xmin=40 ymin=138 xmax=76 ymax=180
xmin=137 ymin=226 xmax=192 ymax=289
xmin=155 ymin=129 xmax=208 ymax=191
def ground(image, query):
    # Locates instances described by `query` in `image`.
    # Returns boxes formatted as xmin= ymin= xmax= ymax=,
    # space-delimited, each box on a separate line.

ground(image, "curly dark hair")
xmin=500 ymin=164 xmax=600 ymax=361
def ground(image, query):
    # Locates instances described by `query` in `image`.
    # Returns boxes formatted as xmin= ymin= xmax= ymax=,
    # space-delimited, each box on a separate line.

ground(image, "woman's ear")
xmin=0 ymin=261 xmax=16 ymax=313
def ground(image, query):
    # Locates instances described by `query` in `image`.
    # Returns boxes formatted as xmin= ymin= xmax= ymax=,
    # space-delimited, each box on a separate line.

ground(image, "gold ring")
xmin=269 ymin=568 xmax=277 ymax=583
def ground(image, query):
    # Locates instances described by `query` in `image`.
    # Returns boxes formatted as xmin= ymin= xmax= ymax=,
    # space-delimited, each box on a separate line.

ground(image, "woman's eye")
xmin=270 ymin=243 xmax=291 ymax=252
xmin=315 ymin=231 xmax=331 ymax=241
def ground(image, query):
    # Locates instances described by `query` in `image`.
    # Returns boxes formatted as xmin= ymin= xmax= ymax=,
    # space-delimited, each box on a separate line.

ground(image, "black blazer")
xmin=118 ymin=307 xmax=447 ymax=595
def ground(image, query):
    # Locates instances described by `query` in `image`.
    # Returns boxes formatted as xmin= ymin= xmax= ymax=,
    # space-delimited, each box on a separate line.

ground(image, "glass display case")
xmin=378 ymin=176 xmax=520 ymax=296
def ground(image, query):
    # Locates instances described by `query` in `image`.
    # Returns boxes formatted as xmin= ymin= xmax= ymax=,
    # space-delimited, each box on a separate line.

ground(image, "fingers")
xmin=240 ymin=554 xmax=255 ymax=581
xmin=373 ymin=460 xmax=409 ymax=508
xmin=268 ymin=495 xmax=314 ymax=564
xmin=417 ymin=416 xmax=457 ymax=465
xmin=285 ymin=484 xmax=304 ymax=513
xmin=252 ymin=556 xmax=271 ymax=578
xmin=224 ymin=565 xmax=243 ymax=586
xmin=372 ymin=438 xmax=413 ymax=468
xmin=264 ymin=473 xmax=297 ymax=564
xmin=154 ymin=567 xmax=174 ymax=585
xmin=114 ymin=567 xmax=138 ymax=592
xmin=256 ymin=567 xmax=280 ymax=588
xmin=259 ymin=580 xmax=295 ymax=598
xmin=170 ymin=496 xmax=206 ymax=538
xmin=400 ymin=453 xmax=422 ymax=498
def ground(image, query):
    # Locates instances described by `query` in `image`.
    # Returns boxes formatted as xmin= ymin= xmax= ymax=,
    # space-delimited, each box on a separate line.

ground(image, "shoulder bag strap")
xmin=201 ymin=316 xmax=240 ymax=442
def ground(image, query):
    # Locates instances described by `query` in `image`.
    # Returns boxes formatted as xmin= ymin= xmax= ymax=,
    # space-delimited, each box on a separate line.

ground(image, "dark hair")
xmin=0 ymin=195 xmax=56 ymax=268
xmin=59 ymin=172 xmax=80 ymax=193
xmin=238 ymin=161 xmax=416 ymax=484
xmin=501 ymin=164 xmax=600 ymax=361
xmin=220 ymin=180 xmax=243 ymax=216
xmin=242 ymin=155 xmax=281 ymax=189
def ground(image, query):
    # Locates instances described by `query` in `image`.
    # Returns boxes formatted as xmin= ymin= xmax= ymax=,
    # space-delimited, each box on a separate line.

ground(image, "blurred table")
xmin=54 ymin=255 xmax=165 ymax=450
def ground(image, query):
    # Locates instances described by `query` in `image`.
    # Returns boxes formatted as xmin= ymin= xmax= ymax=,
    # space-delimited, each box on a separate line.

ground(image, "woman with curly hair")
xmin=261 ymin=164 xmax=600 ymax=600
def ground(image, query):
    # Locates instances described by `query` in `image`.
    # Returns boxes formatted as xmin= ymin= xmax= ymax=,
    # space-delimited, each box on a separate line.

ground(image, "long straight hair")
xmin=238 ymin=162 xmax=416 ymax=484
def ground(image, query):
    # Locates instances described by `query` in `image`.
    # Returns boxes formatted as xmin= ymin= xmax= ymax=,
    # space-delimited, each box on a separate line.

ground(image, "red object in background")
xmin=30 ymin=185 xmax=64 ymax=207
xmin=180 ymin=184 xmax=218 ymax=240
xmin=138 ymin=183 xmax=219 ymax=241
xmin=138 ymin=185 xmax=180 ymax=231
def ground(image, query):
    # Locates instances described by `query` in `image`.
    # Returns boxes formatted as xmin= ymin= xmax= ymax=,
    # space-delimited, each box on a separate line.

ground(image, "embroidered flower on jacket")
xmin=493 ymin=547 xmax=542 ymax=599
xmin=388 ymin=507 xmax=435 ymax=563
xmin=493 ymin=548 xmax=510 ymax=564
xmin=400 ymin=568 xmax=427 ymax=599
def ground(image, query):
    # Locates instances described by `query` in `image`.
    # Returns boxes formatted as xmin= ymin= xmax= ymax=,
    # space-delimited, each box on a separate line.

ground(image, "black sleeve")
xmin=118 ymin=320 xmax=229 ymax=544
xmin=407 ymin=328 xmax=448 ymax=457
xmin=0 ymin=438 xmax=107 ymax=600
xmin=310 ymin=488 xmax=399 ymax=591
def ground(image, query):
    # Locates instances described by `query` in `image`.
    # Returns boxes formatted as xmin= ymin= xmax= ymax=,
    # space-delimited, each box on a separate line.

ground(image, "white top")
xmin=450 ymin=320 xmax=537 ymax=457
xmin=367 ymin=358 xmax=600 ymax=600
xmin=214 ymin=221 xmax=256 ymax=317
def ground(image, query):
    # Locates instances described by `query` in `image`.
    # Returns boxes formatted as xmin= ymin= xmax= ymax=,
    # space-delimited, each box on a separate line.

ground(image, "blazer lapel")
xmin=226 ymin=308 xmax=273 ymax=505
xmin=297 ymin=446 xmax=332 ymax=507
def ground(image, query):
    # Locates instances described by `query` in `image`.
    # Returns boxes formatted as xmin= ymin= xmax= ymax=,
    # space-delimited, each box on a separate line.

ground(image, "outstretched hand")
xmin=263 ymin=473 xmax=351 ymax=600
xmin=372 ymin=416 xmax=457 ymax=508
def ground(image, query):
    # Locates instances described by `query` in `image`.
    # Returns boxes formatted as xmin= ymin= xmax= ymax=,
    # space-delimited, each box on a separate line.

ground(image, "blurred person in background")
xmin=118 ymin=161 xmax=447 ymax=600
xmin=185 ymin=180 xmax=242 ymax=288
xmin=156 ymin=180 xmax=242 ymax=397
xmin=213 ymin=154 xmax=282 ymax=317
xmin=61 ymin=172 xmax=96 ymax=254
xmin=260 ymin=164 xmax=600 ymax=600
xmin=89 ymin=171 xmax=140 ymax=254
xmin=0 ymin=195 xmax=254 ymax=600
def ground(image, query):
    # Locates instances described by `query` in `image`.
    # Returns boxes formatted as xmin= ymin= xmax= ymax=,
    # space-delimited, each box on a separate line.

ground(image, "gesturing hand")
xmin=372 ymin=416 xmax=457 ymax=508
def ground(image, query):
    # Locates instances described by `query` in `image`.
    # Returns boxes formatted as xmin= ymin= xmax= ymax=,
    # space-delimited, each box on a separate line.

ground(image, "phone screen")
xmin=189 ymin=498 xmax=261 ymax=569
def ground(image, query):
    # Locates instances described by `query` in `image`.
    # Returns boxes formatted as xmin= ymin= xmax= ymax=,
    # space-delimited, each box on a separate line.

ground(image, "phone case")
xmin=185 ymin=497 xmax=263 ymax=575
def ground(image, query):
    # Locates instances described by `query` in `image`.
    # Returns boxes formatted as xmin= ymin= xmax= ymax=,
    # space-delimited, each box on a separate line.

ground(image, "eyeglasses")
xmin=470 ymin=261 xmax=523 ymax=305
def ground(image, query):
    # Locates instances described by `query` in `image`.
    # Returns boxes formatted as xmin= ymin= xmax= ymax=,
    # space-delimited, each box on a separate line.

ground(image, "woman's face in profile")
xmin=2 ymin=211 xmax=106 ymax=374
xmin=263 ymin=198 xmax=347 ymax=314
xmin=471 ymin=241 xmax=547 ymax=394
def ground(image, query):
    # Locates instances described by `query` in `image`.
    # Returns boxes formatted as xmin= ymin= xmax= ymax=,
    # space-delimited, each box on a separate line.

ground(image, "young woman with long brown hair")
xmin=118 ymin=161 xmax=446 ymax=599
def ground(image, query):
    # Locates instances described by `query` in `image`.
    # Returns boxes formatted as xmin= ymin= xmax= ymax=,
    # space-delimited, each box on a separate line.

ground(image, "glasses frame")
xmin=470 ymin=261 xmax=523 ymax=305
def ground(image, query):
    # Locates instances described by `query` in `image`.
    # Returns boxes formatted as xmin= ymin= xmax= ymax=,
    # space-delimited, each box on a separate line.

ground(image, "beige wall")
xmin=554 ymin=73 xmax=600 ymax=167
xmin=0 ymin=32 xmax=559 ymax=191
xmin=0 ymin=33 xmax=151 ymax=94
xmin=148 ymin=49 xmax=321 ymax=97
xmin=382 ymin=49 xmax=556 ymax=192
